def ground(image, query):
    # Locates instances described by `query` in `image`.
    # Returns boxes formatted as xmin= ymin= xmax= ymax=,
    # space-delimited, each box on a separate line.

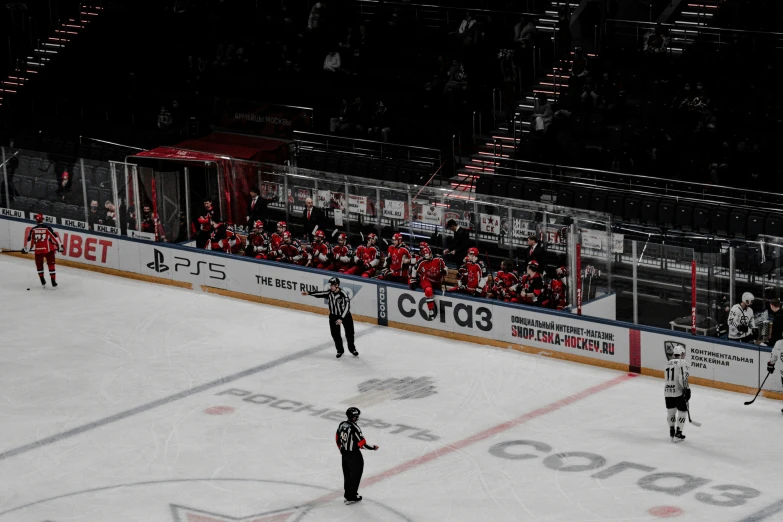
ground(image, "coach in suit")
xmin=526 ymin=234 xmax=544 ymax=265
xmin=443 ymin=218 xmax=472 ymax=266
xmin=246 ymin=186 xmax=276 ymax=226
xmin=302 ymin=197 xmax=326 ymax=241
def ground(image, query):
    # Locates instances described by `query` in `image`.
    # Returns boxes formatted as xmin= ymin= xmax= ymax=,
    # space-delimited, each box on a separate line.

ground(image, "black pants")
xmin=329 ymin=312 xmax=355 ymax=353
xmin=341 ymin=451 xmax=364 ymax=500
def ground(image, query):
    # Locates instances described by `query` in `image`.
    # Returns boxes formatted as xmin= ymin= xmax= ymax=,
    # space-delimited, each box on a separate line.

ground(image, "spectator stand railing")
xmin=606 ymin=18 xmax=783 ymax=55
xmin=465 ymin=153 xmax=783 ymax=219
xmin=351 ymin=0 xmax=548 ymax=31
xmin=293 ymin=131 xmax=441 ymax=172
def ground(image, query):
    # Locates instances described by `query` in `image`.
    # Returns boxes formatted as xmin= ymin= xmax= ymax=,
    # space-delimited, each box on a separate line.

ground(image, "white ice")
xmin=1 ymin=254 xmax=783 ymax=522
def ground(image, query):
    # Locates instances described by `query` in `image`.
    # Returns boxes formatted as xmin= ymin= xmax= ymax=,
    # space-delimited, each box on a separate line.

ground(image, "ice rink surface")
xmin=2 ymin=254 xmax=783 ymax=522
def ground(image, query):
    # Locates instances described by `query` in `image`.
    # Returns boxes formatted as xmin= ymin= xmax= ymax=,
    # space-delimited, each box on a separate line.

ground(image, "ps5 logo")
xmin=147 ymin=249 xmax=226 ymax=280
xmin=148 ymin=249 xmax=169 ymax=272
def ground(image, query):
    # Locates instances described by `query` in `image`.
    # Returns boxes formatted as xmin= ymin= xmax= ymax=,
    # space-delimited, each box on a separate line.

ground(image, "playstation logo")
xmin=147 ymin=249 xmax=169 ymax=273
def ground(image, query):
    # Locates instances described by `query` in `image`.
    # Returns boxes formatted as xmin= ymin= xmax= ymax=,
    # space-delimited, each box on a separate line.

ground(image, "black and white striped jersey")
xmin=309 ymin=289 xmax=351 ymax=318
xmin=336 ymin=420 xmax=366 ymax=453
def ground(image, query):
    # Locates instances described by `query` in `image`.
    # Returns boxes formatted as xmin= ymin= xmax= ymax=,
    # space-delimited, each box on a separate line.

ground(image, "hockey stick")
xmin=744 ymin=372 xmax=771 ymax=405
xmin=686 ymin=402 xmax=701 ymax=427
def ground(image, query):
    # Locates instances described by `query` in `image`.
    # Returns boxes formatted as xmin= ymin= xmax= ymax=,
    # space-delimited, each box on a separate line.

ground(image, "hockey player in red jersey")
xmin=245 ymin=220 xmax=268 ymax=259
xmin=309 ymin=230 xmax=333 ymax=270
xmin=519 ymin=260 xmax=545 ymax=305
xmin=379 ymin=232 xmax=410 ymax=284
xmin=269 ymin=221 xmax=287 ymax=261
xmin=407 ymin=241 xmax=430 ymax=290
xmin=344 ymin=233 xmax=381 ymax=277
xmin=224 ymin=225 xmax=243 ymax=254
xmin=489 ymin=259 xmax=521 ymax=302
xmin=23 ymin=214 xmax=64 ymax=288
xmin=331 ymin=233 xmax=354 ymax=272
xmin=194 ymin=198 xmax=218 ymax=248
xmin=448 ymin=247 xmax=488 ymax=297
xmin=278 ymin=231 xmax=307 ymax=264
xmin=542 ymin=266 xmax=568 ymax=310
xmin=206 ymin=218 xmax=230 ymax=252
xmin=416 ymin=246 xmax=448 ymax=319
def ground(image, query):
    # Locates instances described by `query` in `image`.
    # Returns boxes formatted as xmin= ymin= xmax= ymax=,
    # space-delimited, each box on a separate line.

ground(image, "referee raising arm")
xmin=302 ymin=276 xmax=358 ymax=358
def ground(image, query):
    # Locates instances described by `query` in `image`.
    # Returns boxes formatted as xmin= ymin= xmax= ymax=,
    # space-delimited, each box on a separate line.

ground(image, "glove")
xmin=737 ymin=324 xmax=748 ymax=333
xmin=683 ymin=388 xmax=691 ymax=402
xmin=59 ymin=245 xmax=65 ymax=254
xmin=21 ymin=247 xmax=28 ymax=254
xmin=768 ymin=361 xmax=776 ymax=374
xmin=409 ymin=281 xmax=418 ymax=291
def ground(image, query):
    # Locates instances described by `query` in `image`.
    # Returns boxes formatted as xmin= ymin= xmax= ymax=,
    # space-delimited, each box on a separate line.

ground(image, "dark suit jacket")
xmin=446 ymin=226 xmax=472 ymax=265
xmin=247 ymin=195 xmax=275 ymax=225
xmin=302 ymin=206 xmax=326 ymax=240
xmin=527 ymin=243 xmax=544 ymax=265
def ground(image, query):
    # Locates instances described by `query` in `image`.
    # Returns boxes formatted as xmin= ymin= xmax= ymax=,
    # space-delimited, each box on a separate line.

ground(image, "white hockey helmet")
xmin=742 ymin=292 xmax=755 ymax=305
xmin=671 ymin=345 xmax=686 ymax=359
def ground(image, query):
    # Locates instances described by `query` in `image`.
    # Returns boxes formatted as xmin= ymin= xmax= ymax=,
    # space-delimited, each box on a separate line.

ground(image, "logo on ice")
xmin=342 ymin=376 xmax=437 ymax=407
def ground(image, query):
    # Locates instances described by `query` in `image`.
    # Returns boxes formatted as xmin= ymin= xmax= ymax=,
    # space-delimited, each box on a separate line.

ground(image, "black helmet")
xmin=346 ymin=407 xmax=361 ymax=419
xmin=329 ymin=276 xmax=340 ymax=286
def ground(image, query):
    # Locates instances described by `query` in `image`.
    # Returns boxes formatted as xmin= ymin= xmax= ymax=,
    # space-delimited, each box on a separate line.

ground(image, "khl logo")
xmin=148 ymin=249 xmax=169 ymax=272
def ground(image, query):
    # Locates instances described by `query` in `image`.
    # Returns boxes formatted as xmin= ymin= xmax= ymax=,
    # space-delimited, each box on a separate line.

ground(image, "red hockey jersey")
xmin=26 ymin=225 xmax=61 ymax=255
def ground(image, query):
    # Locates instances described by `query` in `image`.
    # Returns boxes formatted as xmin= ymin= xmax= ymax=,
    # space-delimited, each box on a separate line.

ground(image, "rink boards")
xmin=1 ymin=214 xmax=779 ymax=399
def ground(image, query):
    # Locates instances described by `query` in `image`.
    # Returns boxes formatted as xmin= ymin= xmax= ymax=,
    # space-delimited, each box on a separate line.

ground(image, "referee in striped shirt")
xmin=302 ymin=276 xmax=357 ymax=357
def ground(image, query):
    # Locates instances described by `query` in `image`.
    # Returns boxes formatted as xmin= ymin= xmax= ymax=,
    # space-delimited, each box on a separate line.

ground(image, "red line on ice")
xmin=309 ymin=372 xmax=637 ymax=506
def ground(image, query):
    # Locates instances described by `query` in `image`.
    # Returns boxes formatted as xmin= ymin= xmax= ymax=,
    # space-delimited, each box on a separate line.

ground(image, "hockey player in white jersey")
xmin=767 ymin=340 xmax=783 ymax=414
xmin=728 ymin=292 xmax=756 ymax=343
xmin=665 ymin=343 xmax=691 ymax=442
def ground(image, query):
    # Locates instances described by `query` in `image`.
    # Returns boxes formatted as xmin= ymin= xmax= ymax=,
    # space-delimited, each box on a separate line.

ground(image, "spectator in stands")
xmin=247 ymin=185 xmax=276 ymax=226
xmin=55 ymin=165 xmax=73 ymax=202
xmin=308 ymin=2 xmax=324 ymax=32
xmin=330 ymin=99 xmax=349 ymax=133
xmin=302 ymin=197 xmax=325 ymax=241
xmin=443 ymin=60 xmax=468 ymax=96
xmin=323 ymin=50 xmax=342 ymax=73
xmin=513 ymin=16 xmax=537 ymax=50
xmin=88 ymin=200 xmax=104 ymax=229
xmin=367 ymin=101 xmax=392 ymax=142
xmin=444 ymin=219 xmax=471 ymax=266
xmin=337 ymin=97 xmax=367 ymax=135
xmin=452 ymin=12 xmax=477 ymax=46
xmin=141 ymin=202 xmax=166 ymax=241
xmin=643 ymin=24 xmax=669 ymax=55
xmin=104 ymin=200 xmax=117 ymax=228
xmin=532 ymin=92 xmax=553 ymax=134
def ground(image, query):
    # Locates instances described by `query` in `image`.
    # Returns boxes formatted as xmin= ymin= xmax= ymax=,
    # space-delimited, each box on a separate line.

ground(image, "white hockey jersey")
xmin=664 ymin=359 xmax=690 ymax=398
xmin=770 ymin=340 xmax=783 ymax=366
xmin=728 ymin=303 xmax=755 ymax=340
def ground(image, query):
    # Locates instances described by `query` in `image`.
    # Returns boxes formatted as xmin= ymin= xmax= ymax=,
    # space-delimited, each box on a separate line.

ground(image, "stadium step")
xmin=1 ymin=4 xmax=103 ymax=104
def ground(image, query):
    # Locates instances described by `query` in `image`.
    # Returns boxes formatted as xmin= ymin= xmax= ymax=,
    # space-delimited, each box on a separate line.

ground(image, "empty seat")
xmin=658 ymin=200 xmax=675 ymax=227
xmin=367 ymin=160 xmax=382 ymax=180
xmin=747 ymin=213 xmax=765 ymax=238
xmin=297 ymin=152 xmax=313 ymax=169
xmin=523 ymin=182 xmax=540 ymax=202
xmin=95 ymin=167 xmax=110 ymax=187
xmin=607 ymin=193 xmax=624 ymax=219
xmin=574 ymin=189 xmax=591 ymax=210
xmin=338 ymin=156 xmax=354 ymax=176
xmin=623 ymin=196 xmax=641 ymax=222
xmin=325 ymin=154 xmax=341 ymax=173
xmin=311 ymin=151 xmax=327 ymax=171
xmin=411 ymin=169 xmax=429 ymax=185
xmin=590 ymin=191 xmax=607 ymax=212
xmin=476 ymin=177 xmax=493 ymax=196
xmin=33 ymin=180 xmax=47 ymax=199
xmin=557 ymin=188 xmax=574 ymax=208
xmin=765 ymin=214 xmax=783 ymax=237
xmin=710 ymin=208 xmax=729 ymax=234
xmin=87 ymin=188 xmax=99 ymax=204
xmin=693 ymin=206 xmax=710 ymax=232
xmin=676 ymin=203 xmax=693 ymax=230
xmin=641 ymin=197 xmax=659 ymax=224
xmin=507 ymin=180 xmax=524 ymax=200
xmin=353 ymin=160 xmax=369 ymax=178
xmin=492 ymin=178 xmax=508 ymax=198
xmin=397 ymin=166 xmax=412 ymax=184
xmin=65 ymin=205 xmax=81 ymax=221
xmin=729 ymin=209 xmax=748 ymax=237
xmin=383 ymin=162 xmax=398 ymax=182
xmin=18 ymin=178 xmax=34 ymax=197
xmin=51 ymin=202 xmax=67 ymax=218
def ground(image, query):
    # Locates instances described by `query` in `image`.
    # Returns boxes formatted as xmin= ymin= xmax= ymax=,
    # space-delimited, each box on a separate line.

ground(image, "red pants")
xmin=343 ymin=265 xmax=377 ymax=278
xmin=35 ymin=252 xmax=56 ymax=280
xmin=379 ymin=272 xmax=408 ymax=285
xmin=420 ymin=279 xmax=442 ymax=312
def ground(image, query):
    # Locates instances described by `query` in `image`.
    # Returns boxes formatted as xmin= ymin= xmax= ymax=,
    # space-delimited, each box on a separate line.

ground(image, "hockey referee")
xmin=336 ymin=407 xmax=379 ymax=504
xmin=301 ymin=276 xmax=357 ymax=357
